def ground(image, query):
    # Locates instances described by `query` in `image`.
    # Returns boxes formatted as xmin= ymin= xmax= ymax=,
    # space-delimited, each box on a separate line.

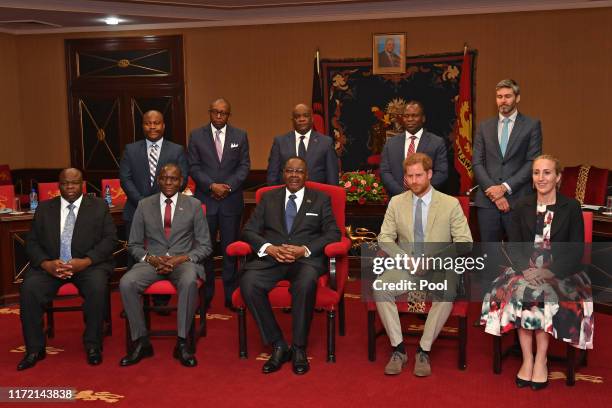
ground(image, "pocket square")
xmin=306 ymin=212 xmax=319 ymax=216
xmin=231 ymin=143 xmax=239 ymax=148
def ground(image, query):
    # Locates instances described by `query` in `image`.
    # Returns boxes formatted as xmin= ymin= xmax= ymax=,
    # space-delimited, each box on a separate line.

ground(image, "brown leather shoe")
xmin=413 ymin=350 xmax=431 ymax=377
xmin=384 ymin=351 xmax=408 ymax=375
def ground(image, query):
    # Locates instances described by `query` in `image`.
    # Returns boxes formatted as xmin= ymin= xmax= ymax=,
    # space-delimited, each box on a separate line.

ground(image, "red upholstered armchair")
xmin=560 ymin=164 xmax=609 ymax=206
xmin=366 ymin=196 xmax=471 ymax=369
xmin=0 ymin=185 xmax=15 ymax=210
xmin=227 ymin=181 xmax=351 ymax=362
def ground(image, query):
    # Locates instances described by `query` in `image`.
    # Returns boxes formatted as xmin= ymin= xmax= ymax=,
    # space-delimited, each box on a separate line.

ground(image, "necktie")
xmin=60 ymin=203 xmax=76 ymax=262
xmin=500 ymin=118 xmax=510 ymax=157
xmin=414 ymin=198 xmax=425 ymax=255
xmin=164 ymin=198 xmax=172 ymax=239
xmin=403 ymin=136 xmax=418 ymax=190
xmin=285 ymin=194 xmax=297 ymax=232
xmin=149 ymin=143 xmax=159 ymax=186
xmin=214 ymin=129 xmax=223 ymax=162
xmin=298 ymin=135 xmax=307 ymax=158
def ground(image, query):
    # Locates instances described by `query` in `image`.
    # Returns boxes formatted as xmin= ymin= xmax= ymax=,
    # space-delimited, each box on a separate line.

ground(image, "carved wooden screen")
xmin=65 ymin=35 xmax=185 ymax=190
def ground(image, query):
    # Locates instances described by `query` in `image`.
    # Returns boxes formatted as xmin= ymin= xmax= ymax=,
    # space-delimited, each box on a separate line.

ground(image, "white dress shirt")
xmin=146 ymin=137 xmax=164 ymax=152
xmin=60 ymin=195 xmax=83 ymax=235
xmin=211 ymin=124 xmax=227 ymax=155
xmin=258 ymin=187 xmax=310 ymax=257
xmin=294 ymin=129 xmax=312 ymax=155
xmin=403 ymin=128 xmax=424 ymax=157
xmin=497 ymin=110 xmax=518 ymax=194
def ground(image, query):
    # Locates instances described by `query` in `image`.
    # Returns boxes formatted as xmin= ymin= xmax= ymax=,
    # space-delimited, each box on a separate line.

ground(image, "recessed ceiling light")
xmin=104 ymin=17 xmax=120 ymax=25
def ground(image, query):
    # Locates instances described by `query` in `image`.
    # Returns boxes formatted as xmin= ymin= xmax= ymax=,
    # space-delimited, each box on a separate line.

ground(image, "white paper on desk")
xmin=581 ymin=204 xmax=603 ymax=211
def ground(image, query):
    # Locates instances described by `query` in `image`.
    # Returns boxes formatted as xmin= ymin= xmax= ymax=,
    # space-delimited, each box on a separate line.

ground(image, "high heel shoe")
xmin=531 ymin=379 xmax=548 ymax=390
xmin=515 ymin=376 xmax=531 ymax=388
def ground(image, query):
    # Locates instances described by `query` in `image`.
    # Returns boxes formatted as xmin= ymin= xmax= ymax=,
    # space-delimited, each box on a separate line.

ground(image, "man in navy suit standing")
xmin=380 ymin=101 xmax=448 ymax=196
xmin=119 ymin=110 xmax=188 ymax=247
xmin=472 ymin=79 xmax=542 ymax=242
xmin=188 ymin=98 xmax=250 ymax=310
xmin=266 ymin=104 xmax=338 ymax=186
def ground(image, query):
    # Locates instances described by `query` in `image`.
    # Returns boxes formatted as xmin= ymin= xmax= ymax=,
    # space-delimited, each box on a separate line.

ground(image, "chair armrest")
xmin=226 ymin=241 xmax=252 ymax=257
xmin=324 ymin=237 xmax=351 ymax=258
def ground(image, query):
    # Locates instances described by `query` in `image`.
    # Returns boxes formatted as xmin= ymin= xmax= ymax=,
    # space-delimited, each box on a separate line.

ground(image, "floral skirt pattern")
xmin=480 ymin=267 xmax=594 ymax=349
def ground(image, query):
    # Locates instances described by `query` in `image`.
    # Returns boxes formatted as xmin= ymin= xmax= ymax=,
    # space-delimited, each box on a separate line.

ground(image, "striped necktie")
xmin=149 ymin=143 xmax=159 ymax=186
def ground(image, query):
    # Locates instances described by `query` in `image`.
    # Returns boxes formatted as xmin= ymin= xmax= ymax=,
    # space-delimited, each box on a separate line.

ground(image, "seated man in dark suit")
xmin=240 ymin=157 xmax=340 ymax=375
xmin=18 ymin=168 xmax=117 ymax=370
xmin=266 ymin=104 xmax=339 ymax=186
xmin=119 ymin=164 xmax=212 ymax=368
xmin=380 ymin=101 xmax=448 ymax=196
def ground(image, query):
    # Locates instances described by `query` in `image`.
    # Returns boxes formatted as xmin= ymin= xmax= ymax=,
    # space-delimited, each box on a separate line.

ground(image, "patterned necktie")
xmin=298 ymin=135 xmax=307 ymax=158
xmin=214 ymin=129 xmax=223 ymax=162
xmin=413 ymin=198 xmax=424 ymax=255
xmin=403 ymin=136 xmax=418 ymax=190
xmin=500 ymin=118 xmax=510 ymax=157
xmin=285 ymin=194 xmax=297 ymax=232
xmin=149 ymin=143 xmax=159 ymax=186
xmin=60 ymin=203 xmax=76 ymax=262
xmin=164 ymin=198 xmax=172 ymax=239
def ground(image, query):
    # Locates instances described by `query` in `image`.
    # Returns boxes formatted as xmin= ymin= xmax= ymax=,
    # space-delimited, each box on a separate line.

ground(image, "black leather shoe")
xmin=515 ymin=376 xmax=531 ymax=388
xmin=292 ymin=347 xmax=310 ymax=375
xmin=531 ymin=380 xmax=548 ymax=391
xmin=119 ymin=341 xmax=154 ymax=366
xmin=86 ymin=348 xmax=102 ymax=366
xmin=17 ymin=350 xmax=46 ymax=371
xmin=262 ymin=346 xmax=291 ymax=374
xmin=173 ymin=341 xmax=197 ymax=367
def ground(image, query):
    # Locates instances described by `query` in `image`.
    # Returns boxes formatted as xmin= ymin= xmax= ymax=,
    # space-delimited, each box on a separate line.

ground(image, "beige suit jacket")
xmin=378 ymin=188 xmax=473 ymax=257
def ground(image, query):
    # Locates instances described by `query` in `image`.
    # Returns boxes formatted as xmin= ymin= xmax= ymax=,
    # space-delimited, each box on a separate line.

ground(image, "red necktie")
xmin=403 ymin=136 xmax=417 ymax=190
xmin=164 ymin=198 xmax=172 ymax=239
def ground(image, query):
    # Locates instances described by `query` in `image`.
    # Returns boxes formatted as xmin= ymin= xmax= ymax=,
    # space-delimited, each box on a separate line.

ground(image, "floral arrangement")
xmin=340 ymin=171 xmax=388 ymax=205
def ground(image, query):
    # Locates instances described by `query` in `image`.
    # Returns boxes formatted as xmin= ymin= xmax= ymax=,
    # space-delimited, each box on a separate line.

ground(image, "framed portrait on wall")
xmin=372 ymin=33 xmax=406 ymax=74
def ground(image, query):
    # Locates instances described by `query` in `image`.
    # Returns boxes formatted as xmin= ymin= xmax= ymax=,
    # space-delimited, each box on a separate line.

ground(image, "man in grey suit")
xmin=188 ymin=98 xmax=250 ymax=311
xmin=380 ymin=101 xmax=448 ymax=196
xmin=472 ymin=79 xmax=542 ymax=241
xmin=119 ymin=164 xmax=212 ymax=368
xmin=266 ymin=103 xmax=339 ymax=186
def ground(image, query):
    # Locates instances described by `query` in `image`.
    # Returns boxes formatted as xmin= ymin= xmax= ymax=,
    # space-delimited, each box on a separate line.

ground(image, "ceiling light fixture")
xmin=104 ymin=17 xmax=120 ymax=25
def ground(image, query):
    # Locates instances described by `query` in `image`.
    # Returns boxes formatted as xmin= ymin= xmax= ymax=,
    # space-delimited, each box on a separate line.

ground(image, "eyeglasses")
xmin=284 ymin=168 xmax=306 ymax=175
xmin=209 ymin=109 xmax=230 ymax=117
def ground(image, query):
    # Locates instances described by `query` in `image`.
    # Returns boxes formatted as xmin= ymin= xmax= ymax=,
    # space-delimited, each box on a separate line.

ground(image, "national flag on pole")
xmin=311 ymin=50 xmax=326 ymax=134
xmin=453 ymin=51 xmax=474 ymax=194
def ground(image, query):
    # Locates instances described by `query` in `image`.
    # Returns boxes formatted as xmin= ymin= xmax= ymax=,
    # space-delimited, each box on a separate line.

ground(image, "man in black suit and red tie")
xmin=266 ymin=104 xmax=339 ymax=186
xmin=380 ymin=101 xmax=448 ymax=196
xmin=240 ymin=157 xmax=340 ymax=375
xmin=188 ymin=98 xmax=250 ymax=310
xmin=18 ymin=168 xmax=117 ymax=370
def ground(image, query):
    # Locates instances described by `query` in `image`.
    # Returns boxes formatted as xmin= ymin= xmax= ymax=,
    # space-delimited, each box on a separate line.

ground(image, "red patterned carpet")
xmin=0 ymin=279 xmax=610 ymax=407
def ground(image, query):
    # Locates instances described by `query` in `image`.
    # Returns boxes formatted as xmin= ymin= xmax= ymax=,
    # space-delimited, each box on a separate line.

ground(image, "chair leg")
xmin=367 ymin=310 xmax=376 ymax=362
xmin=143 ymin=295 xmax=151 ymax=331
xmin=566 ymin=345 xmax=576 ymax=386
xmin=458 ymin=316 xmax=467 ymax=370
xmin=493 ymin=336 xmax=502 ymax=374
xmin=581 ymin=350 xmax=588 ymax=367
xmin=46 ymin=303 xmax=55 ymax=339
xmin=327 ymin=309 xmax=336 ymax=363
xmin=198 ymin=285 xmax=207 ymax=338
xmin=104 ymin=290 xmax=112 ymax=337
xmin=238 ymin=307 xmax=247 ymax=359
xmin=338 ymin=296 xmax=346 ymax=336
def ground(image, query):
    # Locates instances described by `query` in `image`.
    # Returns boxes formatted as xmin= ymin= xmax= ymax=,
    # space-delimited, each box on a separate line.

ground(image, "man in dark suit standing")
xmin=188 ymin=98 xmax=250 ymax=310
xmin=119 ymin=110 xmax=188 ymax=248
xmin=241 ymin=157 xmax=340 ymax=375
xmin=18 ymin=168 xmax=117 ymax=370
xmin=380 ymin=101 xmax=448 ymax=196
xmin=266 ymin=103 xmax=338 ymax=186
xmin=472 ymin=79 xmax=542 ymax=241
xmin=119 ymin=164 xmax=211 ymax=368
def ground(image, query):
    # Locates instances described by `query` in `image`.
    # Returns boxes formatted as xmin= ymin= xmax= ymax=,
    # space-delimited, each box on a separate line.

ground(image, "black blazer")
xmin=507 ymin=192 xmax=584 ymax=279
xmin=119 ymin=139 xmax=188 ymax=222
xmin=380 ymin=130 xmax=448 ymax=196
xmin=188 ymin=123 xmax=250 ymax=216
xmin=241 ymin=187 xmax=341 ymax=272
xmin=266 ymin=131 xmax=339 ymax=186
xmin=26 ymin=196 xmax=117 ymax=273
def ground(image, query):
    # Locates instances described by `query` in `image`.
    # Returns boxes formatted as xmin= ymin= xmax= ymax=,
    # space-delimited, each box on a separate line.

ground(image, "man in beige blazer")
xmin=374 ymin=153 xmax=472 ymax=377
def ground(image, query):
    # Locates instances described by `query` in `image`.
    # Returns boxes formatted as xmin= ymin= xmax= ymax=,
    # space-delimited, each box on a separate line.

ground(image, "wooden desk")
xmin=593 ymin=213 xmax=612 ymax=239
xmin=0 ymin=206 xmax=125 ymax=305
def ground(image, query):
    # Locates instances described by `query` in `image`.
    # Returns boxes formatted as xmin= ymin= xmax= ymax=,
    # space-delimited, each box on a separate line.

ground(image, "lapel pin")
xmin=306 ymin=199 xmax=312 ymax=203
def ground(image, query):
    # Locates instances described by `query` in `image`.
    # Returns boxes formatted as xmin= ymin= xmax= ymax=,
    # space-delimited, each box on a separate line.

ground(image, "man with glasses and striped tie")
xmin=18 ymin=168 xmax=117 ymax=370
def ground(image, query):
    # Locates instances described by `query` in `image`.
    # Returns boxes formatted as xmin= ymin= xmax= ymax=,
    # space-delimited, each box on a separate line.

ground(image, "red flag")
xmin=453 ymin=52 xmax=474 ymax=194
xmin=311 ymin=52 xmax=325 ymax=134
